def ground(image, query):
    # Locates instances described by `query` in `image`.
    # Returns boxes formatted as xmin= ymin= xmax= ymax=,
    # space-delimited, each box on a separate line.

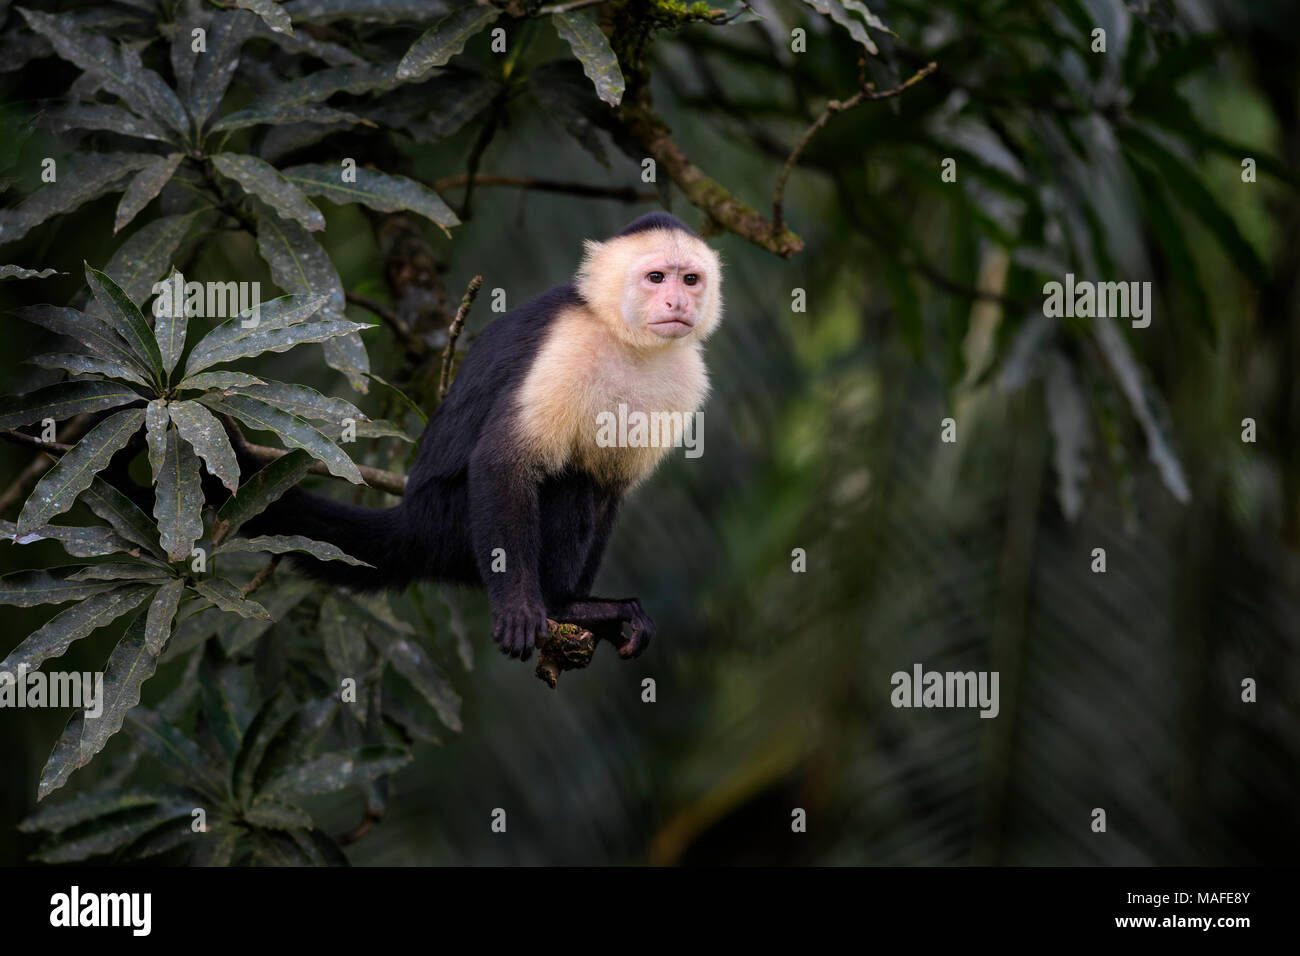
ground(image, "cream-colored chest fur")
xmin=512 ymin=305 xmax=709 ymax=488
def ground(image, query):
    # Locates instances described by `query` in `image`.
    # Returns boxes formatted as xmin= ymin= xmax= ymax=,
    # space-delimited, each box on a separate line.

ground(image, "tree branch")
xmin=440 ymin=274 xmax=483 ymax=401
xmin=619 ymin=88 xmax=806 ymax=258
xmin=432 ymin=174 xmax=658 ymax=203
xmin=773 ymin=61 xmax=937 ymax=232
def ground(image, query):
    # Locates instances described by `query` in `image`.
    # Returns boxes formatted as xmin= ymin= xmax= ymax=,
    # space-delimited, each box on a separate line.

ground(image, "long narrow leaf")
xmin=17 ymin=409 xmax=146 ymax=535
xmin=199 ymin=393 xmax=362 ymax=483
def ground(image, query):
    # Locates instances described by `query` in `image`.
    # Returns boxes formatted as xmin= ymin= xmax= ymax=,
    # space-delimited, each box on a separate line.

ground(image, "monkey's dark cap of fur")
xmin=616 ymin=212 xmax=696 ymax=238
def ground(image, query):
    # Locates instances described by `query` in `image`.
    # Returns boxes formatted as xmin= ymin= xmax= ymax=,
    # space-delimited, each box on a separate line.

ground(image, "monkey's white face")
xmin=630 ymin=253 xmax=709 ymax=340
xmin=578 ymin=227 xmax=723 ymax=350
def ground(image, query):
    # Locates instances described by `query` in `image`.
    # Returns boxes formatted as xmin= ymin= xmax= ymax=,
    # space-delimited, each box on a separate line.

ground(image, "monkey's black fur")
xmin=241 ymin=212 xmax=697 ymax=660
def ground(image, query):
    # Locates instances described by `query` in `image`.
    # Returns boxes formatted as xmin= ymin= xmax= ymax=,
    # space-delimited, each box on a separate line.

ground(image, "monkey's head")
xmin=577 ymin=213 xmax=723 ymax=350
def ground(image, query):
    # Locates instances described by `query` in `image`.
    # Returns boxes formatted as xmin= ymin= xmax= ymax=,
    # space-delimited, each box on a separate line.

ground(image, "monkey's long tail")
xmin=241 ymin=482 xmax=414 ymax=592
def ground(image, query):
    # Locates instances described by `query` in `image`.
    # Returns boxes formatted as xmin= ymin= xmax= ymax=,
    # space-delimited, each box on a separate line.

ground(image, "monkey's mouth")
xmin=648 ymin=318 xmax=694 ymax=338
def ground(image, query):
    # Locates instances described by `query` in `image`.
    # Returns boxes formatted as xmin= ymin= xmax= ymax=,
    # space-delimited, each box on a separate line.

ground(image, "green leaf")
xmin=211 ymin=153 xmax=324 ymax=231
xmin=32 ymin=801 xmax=194 ymax=862
xmin=396 ymin=5 xmax=501 ymax=81
xmin=197 ymin=642 xmax=249 ymax=759
xmin=192 ymin=824 xmax=242 ymax=866
xmin=381 ymin=634 xmax=462 ymax=732
xmin=550 ymin=10 xmax=624 ymax=108
xmin=236 ymin=63 xmax=394 ymax=110
xmin=1122 ymin=155 xmax=1211 ymax=341
xmin=16 ymin=408 xmax=145 ymax=535
xmin=183 ymin=293 xmax=337 ymax=375
xmin=20 ymin=787 xmax=192 ymax=834
xmin=265 ymin=746 xmax=412 ymax=797
xmin=1093 ymin=316 xmax=1191 ymax=504
xmin=1044 ymin=352 xmax=1092 ymax=522
xmin=193 ymin=578 xmax=271 ymax=620
xmin=199 ymin=393 xmax=363 ymax=484
xmin=280 ymin=163 xmax=459 ymax=235
xmin=188 ymin=10 xmax=256 ymax=131
xmin=179 ymin=372 xmax=266 ymax=391
xmin=0 ymin=569 xmax=117 ymax=607
xmin=105 ymin=211 xmax=206 ymax=306
xmin=0 ymin=264 xmax=61 ymax=280
xmin=152 ymin=268 xmax=188 ymax=377
xmin=114 ymin=153 xmax=184 ymax=234
xmin=320 ymin=593 xmax=367 ymax=677
xmin=153 ymin=425 xmax=205 ymax=561
xmin=125 ymin=707 xmax=228 ymax=801
xmin=232 ymin=689 xmax=292 ymax=808
xmin=212 ymin=449 xmax=312 ymax=544
xmin=0 ymin=151 xmax=156 ymax=245
xmin=82 ymin=475 xmax=164 ymax=558
xmin=15 ymin=306 xmax=145 ymax=376
xmin=169 ymin=400 xmax=240 ymax=493
xmin=225 ymin=380 xmax=365 ymax=424
xmin=283 ymin=0 xmax=436 ymax=24
xmin=244 ymin=797 xmax=312 ymax=829
xmin=144 ymin=579 xmax=187 ymax=654
xmin=215 ymin=534 xmax=373 ymax=566
xmin=85 ymin=264 xmax=166 ymax=384
xmin=0 ymin=380 xmax=140 ymax=429
xmin=249 ymin=198 xmax=364 ymax=388
xmin=144 ymin=399 xmax=169 ymax=486
xmin=210 ymin=104 xmax=371 ymax=133
xmin=800 ymin=0 xmax=882 ymax=54
xmin=1119 ymin=126 xmax=1267 ymax=285
xmin=19 ymin=9 xmax=190 ymax=137
xmin=37 ymin=611 xmax=162 ymax=800
xmin=39 ymin=103 xmax=172 ymax=144
xmin=1 ymin=520 xmax=139 ymax=559
xmin=235 ymin=0 xmax=294 ymax=36
xmin=253 ymin=698 xmax=338 ymax=791
xmin=0 ymin=584 xmax=152 ymax=673
xmin=69 ymin=563 xmax=170 ymax=582
xmin=220 ymin=578 xmax=311 ymax=653
xmin=26 ymin=352 xmax=150 ymax=388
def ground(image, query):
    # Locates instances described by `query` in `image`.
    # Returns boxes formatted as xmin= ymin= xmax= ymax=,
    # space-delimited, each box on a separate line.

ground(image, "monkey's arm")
xmin=468 ymin=438 xmax=550 ymax=660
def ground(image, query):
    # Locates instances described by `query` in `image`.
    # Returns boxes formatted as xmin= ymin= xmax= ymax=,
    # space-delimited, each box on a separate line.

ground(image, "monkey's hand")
xmin=492 ymin=600 xmax=550 ymax=661
xmin=614 ymin=599 xmax=655 ymax=659
xmin=550 ymin=597 xmax=655 ymax=660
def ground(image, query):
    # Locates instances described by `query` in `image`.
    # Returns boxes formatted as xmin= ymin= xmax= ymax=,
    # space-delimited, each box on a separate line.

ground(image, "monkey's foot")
xmin=535 ymin=620 xmax=598 ymax=689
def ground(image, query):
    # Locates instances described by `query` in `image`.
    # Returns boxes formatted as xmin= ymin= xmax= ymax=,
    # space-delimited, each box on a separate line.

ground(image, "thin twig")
xmin=0 ymin=417 xmax=93 ymax=515
xmin=337 ymin=810 xmax=384 ymax=846
xmin=243 ymin=555 xmax=282 ymax=597
xmin=773 ymin=61 xmax=937 ymax=232
xmin=709 ymin=1 xmax=753 ymax=24
xmin=440 ymin=275 xmax=483 ymax=401
xmin=0 ymin=430 xmax=73 ymax=455
xmin=345 ymin=290 xmax=401 ymax=331
xmin=432 ymin=174 xmax=658 ymax=204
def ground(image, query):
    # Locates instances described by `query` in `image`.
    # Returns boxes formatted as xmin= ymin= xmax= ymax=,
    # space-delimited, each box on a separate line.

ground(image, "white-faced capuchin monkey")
xmin=245 ymin=212 xmax=724 ymax=662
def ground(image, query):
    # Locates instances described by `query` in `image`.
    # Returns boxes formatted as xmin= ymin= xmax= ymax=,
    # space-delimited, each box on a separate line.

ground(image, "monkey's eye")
xmin=647 ymin=272 xmax=664 ymax=283
xmin=683 ymin=274 xmax=699 ymax=286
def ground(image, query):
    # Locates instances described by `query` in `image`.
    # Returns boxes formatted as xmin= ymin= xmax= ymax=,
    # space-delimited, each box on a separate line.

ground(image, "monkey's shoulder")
xmin=513 ymin=303 xmax=709 ymax=486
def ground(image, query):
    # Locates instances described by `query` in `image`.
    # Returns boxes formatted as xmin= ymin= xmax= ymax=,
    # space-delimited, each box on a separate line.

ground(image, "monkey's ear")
xmin=581 ymin=239 xmax=604 ymax=261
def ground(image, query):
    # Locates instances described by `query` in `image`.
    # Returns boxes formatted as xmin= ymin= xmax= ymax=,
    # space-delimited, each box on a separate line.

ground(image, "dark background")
xmin=1 ymin=0 xmax=1298 ymax=864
